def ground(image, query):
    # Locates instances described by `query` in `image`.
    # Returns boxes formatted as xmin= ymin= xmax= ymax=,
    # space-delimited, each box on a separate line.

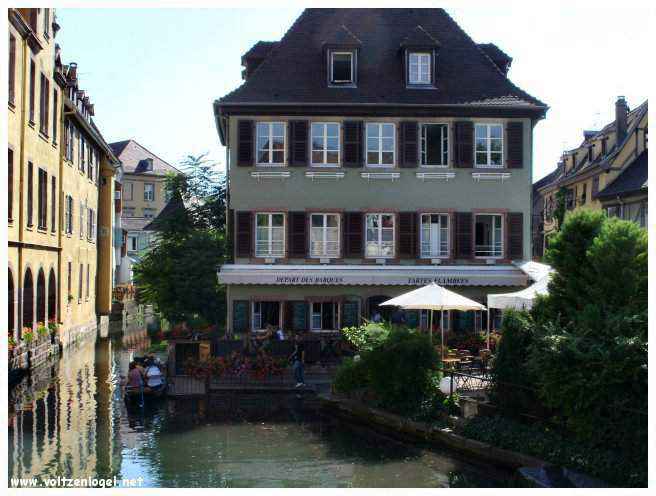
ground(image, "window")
xmin=143 ymin=208 xmax=155 ymax=219
xmin=122 ymin=207 xmax=135 ymax=217
xmin=366 ymin=123 xmax=395 ymax=166
xmin=64 ymin=195 xmax=73 ymax=234
xmin=330 ymin=52 xmax=353 ymax=84
xmin=78 ymin=263 xmax=83 ymax=302
xmin=420 ymin=124 xmax=448 ymax=167
xmin=311 ymin=302 xmax=339 ymax=331
xmin=580 ymin=183 xmax=587 ymax=205
xmin=50 ymin=176 xmax=56 ymax=232
xmin=256 ymin=122 xmax=285 ymax=165
xmin=252 ymin=301 xmax=281 ymax=331
xmin=144 ymin=183 xmax=155 ymax=201
xmin=420 ymin=214 xmax=449 ymax=258
xmin=39 ymin=74 xmax=49 ymax=135
xmin=128 ymin=233 xmax=138 ymax=252
xmin=255 ymin=213 xmax=285 ymax=257
xmin=86 ymin=264 xmax=90 ymax=299
xmin=65 ymin=122 xmax=74 ymax=161
xmin=29 ymin=60 xmax=35 ymax=123
xmin=27 ymin=162 xmax=33 ymax=227
xmin=8 ymin=149 xmax=13 ymax=221
xmin=52 ymin=89 xmax=58 ymax=143
xmin=79 ymin=200 xmax=85 ymax=239
xmin=475 ymin=214 xmax=503 ymax=258
xmin=365 ymin=213 xmax=395 ymax=258
xmin=409 ymin=52 xmax=431 ymax=85
xmin=475 ymin=123 xmax=503 ymax=168
xmin=9 ymin=34 xmax=15 ymax=105
xmin=88 ymin=147 xmax=94 ymax=180
xmin=310 ymin=213 xmax=340 ymax=258
xmin=311 ymin=123 xmax=340 ymax=166
xmin=79 ymin=134 xmax=86 ymax=172
xmin=67 ymin=262 xmax=72 ymax=298
xmin=124 ymin=182 xmax=133 ymax=201
xmin=87 ymin=209 xmax=96 ymax=241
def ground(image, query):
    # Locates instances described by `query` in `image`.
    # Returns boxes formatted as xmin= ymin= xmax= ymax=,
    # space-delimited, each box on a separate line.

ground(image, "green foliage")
xmin=552 ymin=186 xmax=568 ymax=230
xmin=460 ymin=415 xmax=646 ymax=487
xmin=340 ymin=322 xmax=390 ymax=352
xmin=490 ymin=310 xmax=539 ymax=414
xmin=133 ymin=154 xmax=228 ymax=326
xmin=365 ymin=328 xmax=440 ymax=414
xmin=333 ymin=357 xmax=370 ymax=394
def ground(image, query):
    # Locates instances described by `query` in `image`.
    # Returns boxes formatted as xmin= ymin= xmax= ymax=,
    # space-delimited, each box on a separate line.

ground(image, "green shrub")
xmin=333 ymin=357 xmax=370 ymax=394
xmin=365 ymin=328 xmax=439 ymax=414
xmin=340 ymin=322 xmax=390 ymax=352
xmin=460 ymin=415 xmax=646 ymax=487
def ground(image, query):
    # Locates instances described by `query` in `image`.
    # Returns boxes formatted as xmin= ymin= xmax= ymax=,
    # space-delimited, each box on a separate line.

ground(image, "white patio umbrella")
xmin=381 ymin=283 xmax=486 ymax=357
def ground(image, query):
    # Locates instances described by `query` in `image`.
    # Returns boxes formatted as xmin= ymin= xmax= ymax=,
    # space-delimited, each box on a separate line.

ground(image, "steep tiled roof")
xmin=477 ymin=43 xmax=512 ymax=64
xmin=242 ymin=41 xmax=279 ymax=64
xmin=597 ymin=150 xmax=648 ymax=199
xmin=218 ymin=8 xmax=546 ymax=110
xmin=122 ymin=217 xmax=152 ymax=231
xmin=108 ymin=139 xmax=180 ymax=176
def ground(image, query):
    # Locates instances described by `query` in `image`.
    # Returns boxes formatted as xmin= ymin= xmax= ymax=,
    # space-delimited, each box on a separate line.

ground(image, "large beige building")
xmin=537 ymin=97 xmax=648 ymax=251
xmin=108 ymin=140 xmax=179 ymax=262
xmin=8 ymin=8 xmax=118 ymax=348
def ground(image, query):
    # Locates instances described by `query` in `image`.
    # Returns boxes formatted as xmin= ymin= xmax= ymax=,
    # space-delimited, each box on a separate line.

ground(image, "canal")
xmin=8 ymin=321 xmax=511 ymax=488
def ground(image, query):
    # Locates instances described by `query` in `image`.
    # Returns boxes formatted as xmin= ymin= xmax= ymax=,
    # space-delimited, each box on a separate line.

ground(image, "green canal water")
xmin=8 ymin=324 xmax=511 ymax=488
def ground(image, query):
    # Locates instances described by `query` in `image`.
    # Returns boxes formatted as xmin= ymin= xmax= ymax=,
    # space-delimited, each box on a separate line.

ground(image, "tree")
xmin=133 ymin=154 xmax=228 ymax=327
xmin=552 ymin=186 xmax=568 ymax=230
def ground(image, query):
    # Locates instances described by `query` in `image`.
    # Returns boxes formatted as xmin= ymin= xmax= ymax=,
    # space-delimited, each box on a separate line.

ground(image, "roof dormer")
xmin=323 ymin=24 xmax=361 ymax=88
xmin=400 ymin=25 xmax=441 ymax=88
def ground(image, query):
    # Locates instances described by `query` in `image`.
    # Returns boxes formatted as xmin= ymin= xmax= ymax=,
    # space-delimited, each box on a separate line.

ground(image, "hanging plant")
xmin=48 ymin=320 xmax=59 ymax=335
xmin=37 ymin=322 xmax=49 ymax=338
xmin=22 ymin=328 xmax=34 ymax=345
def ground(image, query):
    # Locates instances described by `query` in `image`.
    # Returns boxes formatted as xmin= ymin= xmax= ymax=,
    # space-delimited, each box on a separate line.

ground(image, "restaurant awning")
xmin=218 ymin=264 xmax=528 ymax=287
xmin=487 ymin=268 xmax=552 ymax=310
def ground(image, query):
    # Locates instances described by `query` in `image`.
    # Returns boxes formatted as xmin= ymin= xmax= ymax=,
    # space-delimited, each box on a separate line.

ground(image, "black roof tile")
xmin=218 ymin=8 xmax=546 ymax=110
xmin=597 ymin=150 xmax=648 ymax=199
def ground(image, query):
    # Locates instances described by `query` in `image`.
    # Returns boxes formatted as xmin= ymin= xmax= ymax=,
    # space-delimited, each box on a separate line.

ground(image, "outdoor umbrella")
xmin=380 ymin=283 xmax=486 ymax=357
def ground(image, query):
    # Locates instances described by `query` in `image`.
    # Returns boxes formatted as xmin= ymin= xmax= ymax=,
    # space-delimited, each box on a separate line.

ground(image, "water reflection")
xmin=8 ymin=320 xmax=508 ymax=488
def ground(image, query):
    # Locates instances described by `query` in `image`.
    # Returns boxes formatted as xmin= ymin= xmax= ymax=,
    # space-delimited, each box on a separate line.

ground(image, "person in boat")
xmin=144 ymin=358 xmax=164 ymax=390
xmin=126 ymin=361 xmax=144 ymax=391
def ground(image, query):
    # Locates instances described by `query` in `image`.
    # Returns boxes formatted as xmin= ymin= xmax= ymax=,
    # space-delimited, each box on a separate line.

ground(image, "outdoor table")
xmin=442 ymin=357 xmax=461 ymax=369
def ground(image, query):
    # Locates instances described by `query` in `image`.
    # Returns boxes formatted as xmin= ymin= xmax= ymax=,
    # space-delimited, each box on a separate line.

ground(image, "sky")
xmin=55 ymin=5 xmax=653 ymax=181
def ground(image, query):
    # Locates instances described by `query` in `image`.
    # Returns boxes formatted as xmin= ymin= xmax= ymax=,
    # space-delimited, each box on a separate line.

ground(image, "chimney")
xmin=615 ymin=96 xmax=628 ymax=143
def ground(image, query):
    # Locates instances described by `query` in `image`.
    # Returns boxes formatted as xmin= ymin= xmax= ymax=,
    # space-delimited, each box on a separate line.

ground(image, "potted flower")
xmin=8 ymin=334 xmax=17 ymax=355
xmin=37 ymin=322 xmax=49 ymax=341
xmin=22 ymin=327 xmax=34 ymax=346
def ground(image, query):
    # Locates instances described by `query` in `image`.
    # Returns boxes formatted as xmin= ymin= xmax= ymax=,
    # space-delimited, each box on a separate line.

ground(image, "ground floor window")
xmin=605 ymin=201 xmax=647 ymax=228
xmin=475 ymin=214 xmax=503 ymax=257
xmin=311 ymin=301 xmax=339 ymax=331
xmin=252 ymin=301 xmax=280 ymax=331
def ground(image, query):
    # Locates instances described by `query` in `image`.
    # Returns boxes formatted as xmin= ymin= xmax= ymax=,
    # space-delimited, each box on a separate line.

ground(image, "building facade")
xmin=538 ymin=97 xmax=648 ymax=251
xmin=214 ymin=9 xmax=547 ymax=335
xmin=108 ymin=140 xmax=179 ymax=276
xmin=8 ymin=8 xmax=118 ymax=348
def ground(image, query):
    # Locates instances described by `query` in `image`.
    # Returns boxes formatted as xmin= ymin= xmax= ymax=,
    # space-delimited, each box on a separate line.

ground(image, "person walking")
xmin=290 ymin=334 xmax=306 ymax=387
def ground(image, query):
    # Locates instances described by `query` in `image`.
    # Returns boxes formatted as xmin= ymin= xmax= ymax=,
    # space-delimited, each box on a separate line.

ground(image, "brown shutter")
xmin=455 ymin=212 xmax=473 ymax=258
xmin=343 ymin=212 xmax=363 ymax=257
xmin=237 ymin=120 xmax=254 ymax=166
xmin=343 ymin=121 xmax=363 ymax=167
xmin=400 ymin=121 xmax=419 ymax=168
xmin=235 ymin=211 xmax=253 ymax=257
xmin=592 ymin=176 xmax=599 ymax=197
xmin=454 ymin=121 xmax=473 ymax=168
xmin=506 ymin=121 xmax=524 ymax=168
xmin=398 ymin=212 xmax=417 ymax=258
xmin=289 ymin=120 xmax=308 ymax=166
xmin=507 ymin=212 xmax=523 ymax=259
xmin=288 ymin=211 xmax=307 ymax=258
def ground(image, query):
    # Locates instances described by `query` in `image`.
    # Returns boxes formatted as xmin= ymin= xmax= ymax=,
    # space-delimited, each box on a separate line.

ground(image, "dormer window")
xmin=330 ymin=51 xmax=354 ymax=84
xmin=409 ymin=52 xmax=431 ymax=85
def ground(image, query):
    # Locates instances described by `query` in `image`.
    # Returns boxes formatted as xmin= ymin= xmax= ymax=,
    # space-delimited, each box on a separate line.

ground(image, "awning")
xmin=487 ymin=272 xmax=552 ymax=310
xmin=218 ymin=264 xmax=528 ymax=287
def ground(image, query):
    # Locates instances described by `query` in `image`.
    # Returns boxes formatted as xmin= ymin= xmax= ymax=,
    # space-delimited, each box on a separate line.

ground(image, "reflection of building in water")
xmin=9 ymin=335 xmax=120 ymax=480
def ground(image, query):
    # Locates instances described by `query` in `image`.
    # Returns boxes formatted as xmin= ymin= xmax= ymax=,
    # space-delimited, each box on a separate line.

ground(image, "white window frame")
xmin=310 ymin=213 xmax=341 ymax=258
xmin=409 ymin=52 xmax=431 ymax=85
xmin=255 ymin=212 xmax=285 ymax=258
xmin=420 ymin=123 xmax=449 ymax=167
xmin=366 ymin=123 xmax=396 ymax=167
xmin=311 ymin=301 xmax=340 ymax=332
xmin=144 ymin=183 xmax=155 ymax=202
xmin=128 ymin=233 xmax=138 ymax=252
xmin=252 ymin=301 xmax=281 ymax=331
xmin=474 ymin=213 xmax=504 ymax=258
xmin=474 ymin=123 xmax=504 ymax=168
xmin=330 ymin=51 xmax=354 ymax=84
xmin=365 ymin=213 xmax=395 ymax=259
xmin=420 ymin=213 xmax=450 ymax=258
xmin=311 ymin=122 xmax=341 ymax=167
xmin=256 ymin=122 xmax=286 ymax=166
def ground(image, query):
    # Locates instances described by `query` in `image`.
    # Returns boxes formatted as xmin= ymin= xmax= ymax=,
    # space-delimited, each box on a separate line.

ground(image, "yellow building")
xmin=8 ymin=8 xmax=119 ymax=349
xmin=537 ymin=97 xmax=648 ymax=250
